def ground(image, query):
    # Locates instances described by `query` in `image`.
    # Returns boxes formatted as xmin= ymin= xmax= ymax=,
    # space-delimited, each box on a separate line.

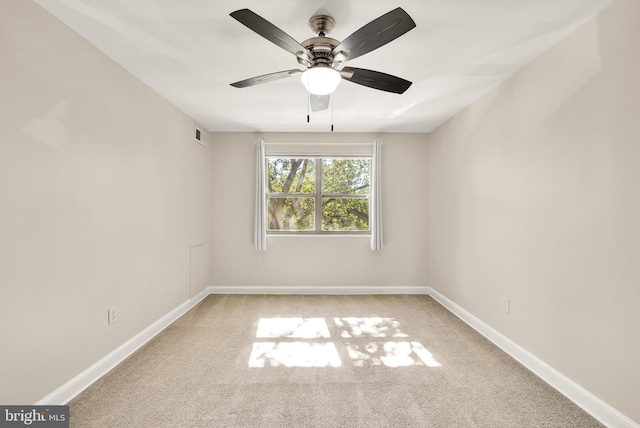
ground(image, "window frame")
xmin=266 ymin=155 xmax=371 ymax=235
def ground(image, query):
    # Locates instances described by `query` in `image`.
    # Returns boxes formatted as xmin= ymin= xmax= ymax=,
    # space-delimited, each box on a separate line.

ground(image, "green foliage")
xmin=322 ymin=159 xmax=370 ymax=194
xmin=267 ymin=159 xmax=315 ymax=193
xmin=267 ymin=157 xmax=371 ymax=231
xmin=268 ymin=197 xmax=314 ymax=230
xmin=322 ymin=198 xmax=369 ymax=231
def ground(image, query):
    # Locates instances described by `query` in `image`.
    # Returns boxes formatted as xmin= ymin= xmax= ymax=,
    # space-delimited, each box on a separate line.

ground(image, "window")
xmin=266 ymin=157 xmax=371 ymax=233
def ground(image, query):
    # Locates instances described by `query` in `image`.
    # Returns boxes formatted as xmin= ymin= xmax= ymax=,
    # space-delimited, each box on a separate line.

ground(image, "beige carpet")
xmin=69 ymin=295 xmax=603 ymax=427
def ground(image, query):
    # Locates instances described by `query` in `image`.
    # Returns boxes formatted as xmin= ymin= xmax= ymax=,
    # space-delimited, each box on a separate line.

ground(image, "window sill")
xmin=267 ymin=233 xmax=371 ymax=238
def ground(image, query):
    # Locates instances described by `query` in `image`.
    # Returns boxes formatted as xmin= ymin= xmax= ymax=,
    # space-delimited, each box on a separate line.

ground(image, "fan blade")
xmin=230 ymin=69 xmax=301 ymax=88
xmin=310 ymin=94 xmax=330 ymax=112
xmin=332 ymin=8 xmax=415 ymax=62
xmin=341 ymin=67 xmax=412 ymax=94
xmin=230 ymin=9 xmax=313 ymax=60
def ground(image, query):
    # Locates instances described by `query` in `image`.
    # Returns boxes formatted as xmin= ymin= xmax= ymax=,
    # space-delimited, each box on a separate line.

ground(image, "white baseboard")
xmin=207 ymin=285 xmax=430 ymax=295
xmin=427 ymin=287 xmax=639 ymax=428
xmin=37 ymin=289 xmax=210 ymax=405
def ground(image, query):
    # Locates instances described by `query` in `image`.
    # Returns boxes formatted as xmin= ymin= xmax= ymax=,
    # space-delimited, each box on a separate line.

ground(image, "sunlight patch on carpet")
xmin=256 ymin=317 xmax=331 ymax=339
xmin=347 ymin=341 xmax=441 ymax=367
xmin=248 ymin=342 xmax=342 ymax=368
xmin=334 ymin=317 xmax=409 ymax=338
xmin=249 ymin=317 xmax=440 ymax=368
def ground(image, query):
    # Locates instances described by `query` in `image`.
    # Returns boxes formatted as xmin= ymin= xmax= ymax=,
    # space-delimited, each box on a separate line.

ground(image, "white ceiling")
xmin=35 ymin=0 xmax=612 ymax=133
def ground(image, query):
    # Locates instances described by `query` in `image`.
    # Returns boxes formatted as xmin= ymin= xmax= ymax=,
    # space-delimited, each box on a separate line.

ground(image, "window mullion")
xmin=315 ymin=158 xmax=323 ymax=232
xmin=322 ymin=194 xmax=369 ymax=199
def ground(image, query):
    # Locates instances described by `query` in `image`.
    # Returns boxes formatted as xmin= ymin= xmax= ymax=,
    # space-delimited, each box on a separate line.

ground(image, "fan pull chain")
xmin=331 ymin=93 xmax=334 ymax=132
xmin=307 ymin=89 xmax=310 ymax=123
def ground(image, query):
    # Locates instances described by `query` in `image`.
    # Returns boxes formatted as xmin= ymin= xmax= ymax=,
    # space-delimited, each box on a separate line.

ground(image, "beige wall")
xmin=427 ymin=0 xmax=640 ymax=422
xmin=0 ymin=1 xmax=210 ymax=404
xmin=2 ymin=0 xmax=637 ymax=422
xmin=210 ymin=132 xmax=428 ymax=288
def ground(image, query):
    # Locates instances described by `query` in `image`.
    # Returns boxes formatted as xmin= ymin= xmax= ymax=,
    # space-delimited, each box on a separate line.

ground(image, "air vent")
xmin=194 ymin=126 xmax=206 ymax=146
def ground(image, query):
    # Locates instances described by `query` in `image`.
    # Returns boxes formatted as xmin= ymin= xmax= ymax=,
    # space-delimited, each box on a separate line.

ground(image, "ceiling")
xmin=35 ymin=0 xmax=612 ymax=133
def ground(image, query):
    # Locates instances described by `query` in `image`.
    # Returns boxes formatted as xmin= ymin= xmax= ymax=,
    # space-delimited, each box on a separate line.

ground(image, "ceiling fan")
xmin=229 ymin=8 xmax=416 ymax=112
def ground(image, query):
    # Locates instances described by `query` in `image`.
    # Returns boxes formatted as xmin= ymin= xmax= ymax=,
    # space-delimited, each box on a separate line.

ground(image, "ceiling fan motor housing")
xmin=296 ymin=15 xmax=348 ymax=70
xmin=300 ymin=36 xmax=339 ymax=66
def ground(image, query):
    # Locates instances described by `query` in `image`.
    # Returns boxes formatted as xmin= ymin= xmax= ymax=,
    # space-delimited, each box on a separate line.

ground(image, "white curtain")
xmin=370 ymin=139 xmax=383 ymax=251
xmin=254 ymin=139 xmax=267 ymax=251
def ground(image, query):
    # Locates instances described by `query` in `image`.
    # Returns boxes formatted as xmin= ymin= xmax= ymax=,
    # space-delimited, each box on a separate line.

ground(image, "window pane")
xmin=268 ymin=158 xmax=315 ymax=194
xmin=268 ymin=197 xmax=315 ymax=231
xmin=322 ymin=159 xmax=370 ymax=194
xmin=322 ymin=198 xmax=369 ymax=231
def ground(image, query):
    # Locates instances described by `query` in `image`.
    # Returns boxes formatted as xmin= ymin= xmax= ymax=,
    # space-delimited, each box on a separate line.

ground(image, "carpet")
xmin=69 ymin=294 xmax=603 ymax=427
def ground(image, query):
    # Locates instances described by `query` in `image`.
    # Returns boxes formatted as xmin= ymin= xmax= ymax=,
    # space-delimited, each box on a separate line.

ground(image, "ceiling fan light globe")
xmin=301 ymin=67 xmax=341 ymax=95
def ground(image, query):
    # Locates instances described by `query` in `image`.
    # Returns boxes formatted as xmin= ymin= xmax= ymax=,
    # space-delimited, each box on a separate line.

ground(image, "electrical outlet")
xmin=108 ymin=307 xmax=118 ymax=325
xmin=502 ymin=298 xmax=510 ymax=314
